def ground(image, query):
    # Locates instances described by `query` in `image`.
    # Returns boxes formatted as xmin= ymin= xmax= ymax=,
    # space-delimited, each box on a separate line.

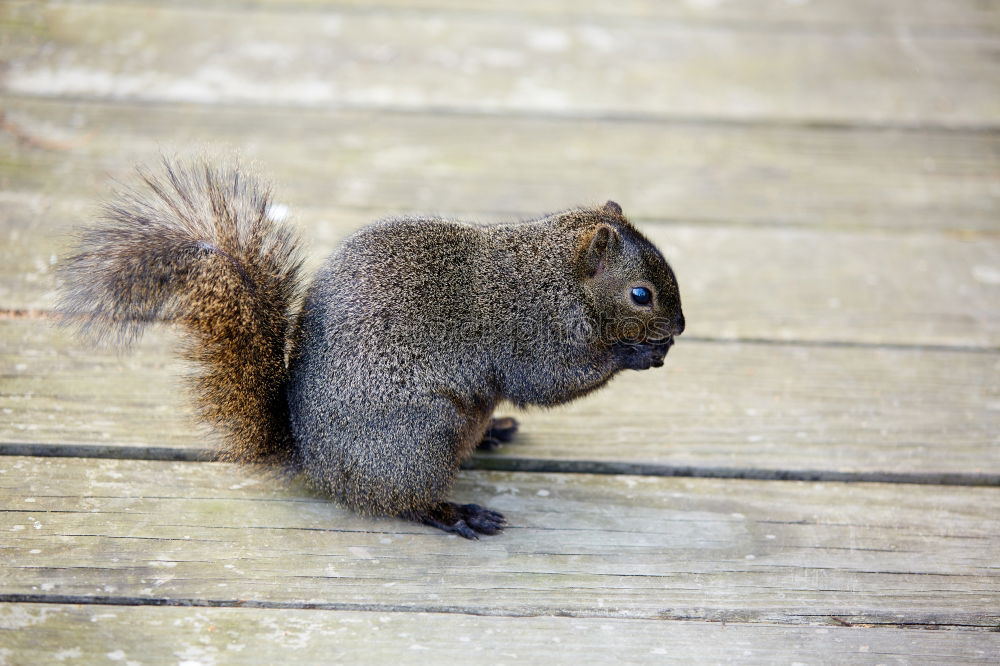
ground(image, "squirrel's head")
xmin=575 ymin=201 xmax=685 ymax=371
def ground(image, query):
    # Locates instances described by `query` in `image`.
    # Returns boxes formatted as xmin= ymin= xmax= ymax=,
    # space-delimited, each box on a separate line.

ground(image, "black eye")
xmin=630 ymin=286 xmax=652 ymax=305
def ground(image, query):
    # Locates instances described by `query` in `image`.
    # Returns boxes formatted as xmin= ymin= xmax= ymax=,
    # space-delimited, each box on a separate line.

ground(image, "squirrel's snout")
xmin=648 ymin=314 xmax=684 ymax=341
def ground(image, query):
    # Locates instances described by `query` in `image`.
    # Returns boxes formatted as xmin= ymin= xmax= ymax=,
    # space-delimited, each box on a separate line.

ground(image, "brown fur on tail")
xmin=58 ymin=157 xmax=304 ymax=464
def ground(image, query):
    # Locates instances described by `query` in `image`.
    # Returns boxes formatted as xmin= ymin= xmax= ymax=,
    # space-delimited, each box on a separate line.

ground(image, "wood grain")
xmin=2 ymin=98 xmax=999 ymax=347
xmin=29 ymin=0 xmax=1000 ymax=34
xmin=3 ymin=3 xmax=999 ymax=127
xmin=4 ymin=319 xmax=998 ymax=476
xmin=4 ymin=97 xmax=997 ymax=233
xmin=1 ymin=604 xmax=997 ymax=665
xmin=1 ymin=0 xmax=998 ymax=658
xmin=1 ymin=456 xmax=998 ymax=627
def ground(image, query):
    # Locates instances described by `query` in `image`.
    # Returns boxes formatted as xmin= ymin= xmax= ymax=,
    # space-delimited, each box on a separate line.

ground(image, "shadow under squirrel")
xmin=59 ymin=158 xmax=685 ymax=538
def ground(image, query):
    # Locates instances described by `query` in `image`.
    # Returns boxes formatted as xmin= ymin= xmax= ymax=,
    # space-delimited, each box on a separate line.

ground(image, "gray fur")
xmin=288 ymin=207 xmax=685 ymax=521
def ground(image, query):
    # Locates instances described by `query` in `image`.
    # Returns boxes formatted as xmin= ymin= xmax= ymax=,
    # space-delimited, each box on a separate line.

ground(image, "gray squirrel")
xmin=59 ymin=158 xmax=684 ymax=538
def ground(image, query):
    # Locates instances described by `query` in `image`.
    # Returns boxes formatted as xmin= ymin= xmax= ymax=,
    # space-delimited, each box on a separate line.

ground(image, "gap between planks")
xmin=1 ymin=444 xmax=996 ymax=488
xmin=3 ymin=604 xmax=997 ymax=665
xmin=2 ymin=458 xmax=997 ymax=629
xmin=1 ymin=594 xmax=996 ymax=632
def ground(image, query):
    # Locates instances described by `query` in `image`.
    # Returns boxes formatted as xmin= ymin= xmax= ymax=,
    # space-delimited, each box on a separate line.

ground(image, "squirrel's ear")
xmin=580 ymin=223 xmax=619 ymax=277
xmin=603 ymin=200 xmax=623 ymax=216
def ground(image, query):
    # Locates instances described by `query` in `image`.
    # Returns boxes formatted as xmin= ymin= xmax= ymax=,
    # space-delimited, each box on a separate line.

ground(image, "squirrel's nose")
xmin=655 ymin=313 xmax=684 ymax=339
xmin=674 ymin=312 xmax=685 ymax=336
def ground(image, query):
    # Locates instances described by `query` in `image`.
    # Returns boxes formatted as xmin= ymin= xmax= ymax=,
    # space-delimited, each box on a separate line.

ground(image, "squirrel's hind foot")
xmin=402 ymin=502 xmax=506 ymax=539
xmin=478 ymin=416 xmax=519 ymax=451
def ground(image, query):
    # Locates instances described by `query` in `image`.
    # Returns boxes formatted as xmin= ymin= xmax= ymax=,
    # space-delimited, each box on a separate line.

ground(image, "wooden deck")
xmin=1 ymin=1 xmax=998 ymax=662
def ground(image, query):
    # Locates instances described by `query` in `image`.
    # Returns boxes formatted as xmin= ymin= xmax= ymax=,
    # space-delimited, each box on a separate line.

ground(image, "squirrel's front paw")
xmin=478 ymin=416 xmax=519 ymax=451
xmin=402 ymin=502 xmax=507 ymax=539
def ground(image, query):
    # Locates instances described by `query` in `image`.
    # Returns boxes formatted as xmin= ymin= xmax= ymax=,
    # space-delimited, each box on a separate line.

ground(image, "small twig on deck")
xmin=0 ymin=110 xmax=91 ymax=151
xmin=0 ymin=308 xmax=53 ymax=320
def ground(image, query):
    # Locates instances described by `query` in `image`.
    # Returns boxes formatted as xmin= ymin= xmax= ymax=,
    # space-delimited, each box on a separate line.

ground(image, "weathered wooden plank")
xmin=3 ymin=3 xmax=999 ymax=127
xmin=4 ymin=97 xmax=997 ymax=234
xmin=39 ymin=0 xmax=1000 ymax=35
xmin=4 ymin=194 xmax=999 ymax=348
xmin=1 ymin=604 xmax=997 ymax=665
xmin=0 ymin=320 xmax=199 ymax=450
xmin=2 ymin=98 xmax=999 ymax=346
xmin=1 ymin=457 xmax=997 ymax=626
xmin=3 ymin=319 xmax=998 ymax=476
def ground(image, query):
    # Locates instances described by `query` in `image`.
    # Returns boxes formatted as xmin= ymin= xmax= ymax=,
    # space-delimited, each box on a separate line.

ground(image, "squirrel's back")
xmin=288 ymin=213 xmax=593 ymax=411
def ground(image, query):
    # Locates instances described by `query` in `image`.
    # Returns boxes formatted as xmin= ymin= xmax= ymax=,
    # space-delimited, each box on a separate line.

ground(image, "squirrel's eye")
xmin=630 ymin=286 xmax=652 ymax=305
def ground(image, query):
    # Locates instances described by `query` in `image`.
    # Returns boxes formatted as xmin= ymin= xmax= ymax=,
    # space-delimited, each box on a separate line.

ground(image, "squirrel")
xmin=59 ymin=157 xmax=685 ymax=539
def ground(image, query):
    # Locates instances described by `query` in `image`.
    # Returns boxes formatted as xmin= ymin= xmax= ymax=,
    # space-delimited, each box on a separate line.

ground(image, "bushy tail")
xmin=59 ymin=157 xmax=304 ymax=464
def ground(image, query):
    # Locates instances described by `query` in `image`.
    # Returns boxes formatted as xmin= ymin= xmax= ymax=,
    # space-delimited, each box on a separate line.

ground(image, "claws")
xmin=449 ymin=520 xmax=480 ymax=540
xmin=459 ymin=503 xmax=506 ymax=535
xmin=402 ymin=502 xmax=507 ymax=539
